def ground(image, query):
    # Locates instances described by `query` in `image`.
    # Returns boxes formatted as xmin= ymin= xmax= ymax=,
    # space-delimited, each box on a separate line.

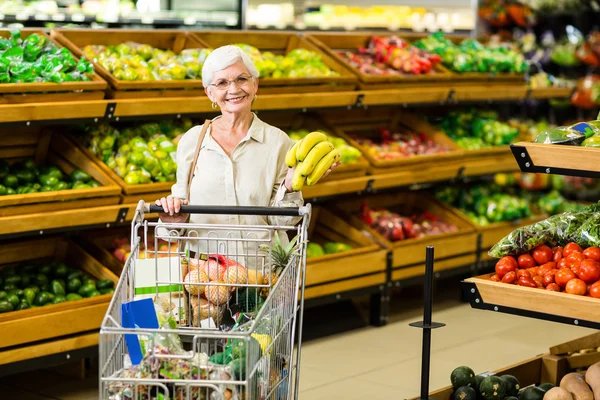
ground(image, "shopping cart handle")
xmin=146 ymin=204 xmax=306 ymax=217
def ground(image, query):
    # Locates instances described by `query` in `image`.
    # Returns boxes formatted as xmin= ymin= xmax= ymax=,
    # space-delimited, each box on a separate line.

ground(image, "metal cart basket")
xmin=99 ymin=201 xmax=311 ymax=400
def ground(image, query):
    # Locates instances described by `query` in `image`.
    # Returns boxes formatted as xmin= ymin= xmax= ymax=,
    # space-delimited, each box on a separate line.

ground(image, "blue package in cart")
xmin=121 ymin=298 xmax=159 ymax=365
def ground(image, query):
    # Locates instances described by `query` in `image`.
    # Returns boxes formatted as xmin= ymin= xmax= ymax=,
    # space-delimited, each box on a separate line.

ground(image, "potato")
xmin=561 ymin=373 xmax=594 ymax=400
xmin=584 ymin=362 xmax=600 ymax=400
xmin=544 ymin=387 xmax=574 ymax=400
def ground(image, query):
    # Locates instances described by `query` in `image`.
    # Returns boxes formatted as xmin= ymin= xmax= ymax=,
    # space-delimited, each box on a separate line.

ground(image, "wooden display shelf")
xmin=0 ymin=100 xmax=107 ymax=124
xmin=511 ymin=141 xmax=600 ymax=178
xmin=361 ymin=87 xmax=450 ymax=105
xmin=549 ymin=332 xmax=600 ymax=370
xmin=305 ymin=32 xmax=452 ymax=89
xmin=0 ymin=237 xmax=118 ymax=351
xmin=304 ymin=207 xmax=386 ymax=299
xmin=324 ymin=108 xmax=462 ymax=174
xmin=530 ymin=86 xmax=575 ymax=100
xmin=452 ymin=84 xmax=528 ymax=102
xmin=51 ymin=29 xmax=208 ymax=99
xmin=189 ymin=30 xmax=358 ymax=94
xmin=0 ymin=29 xmax=107 ymax=104
xmin=408 ymin=354 xmax=567 ymax=400
xmin=0 ymin=128 xmax=121 ymax=216
xmin=335 ymin=192 xmax=478 ymax=273
xmin=463 ymin=274 xmax=600 ymax=329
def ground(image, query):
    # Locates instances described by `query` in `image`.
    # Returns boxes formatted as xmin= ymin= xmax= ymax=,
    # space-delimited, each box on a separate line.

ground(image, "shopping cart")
xmin=99 ymin=201 xmax=311 ymax=400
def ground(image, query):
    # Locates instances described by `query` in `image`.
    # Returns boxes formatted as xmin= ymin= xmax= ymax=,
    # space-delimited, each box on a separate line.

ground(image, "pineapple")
xmin=260 ymin=234 xmax=301 ymax=299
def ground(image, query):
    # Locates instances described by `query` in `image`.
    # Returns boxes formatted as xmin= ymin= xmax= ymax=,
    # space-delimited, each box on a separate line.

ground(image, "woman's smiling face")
xmin=205 ymin=60 xmax=258 ymax=114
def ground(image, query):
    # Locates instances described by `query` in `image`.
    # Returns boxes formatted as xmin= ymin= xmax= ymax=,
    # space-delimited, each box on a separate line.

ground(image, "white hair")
xmin=201 ymin=45 xmax=260 ymax=88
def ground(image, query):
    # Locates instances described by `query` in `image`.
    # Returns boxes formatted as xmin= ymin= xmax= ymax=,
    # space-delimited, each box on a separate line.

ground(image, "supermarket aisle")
xmin=0 ymin=287 xmax=592 ymax=400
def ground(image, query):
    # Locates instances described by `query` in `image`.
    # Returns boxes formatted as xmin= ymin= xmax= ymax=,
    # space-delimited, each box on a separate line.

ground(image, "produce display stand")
xmin=0 ymin=128 xmax=121 ymax=217
xmin=50 ymin=29 xmax=208 ymax=99
xmin=549 ymin=332 xmax=600 ymax=371
xmin=511 ymin=141 xmax=600 ymax=179
xmin=305 ymin=32 xmax=453 ymax=90
xmin=303 ymin=207 xmax=387 ymax=299
xmin=0 ymin=29 xmax=107 ymax=104
xmin=335 ymin=192 xmax=478 ymax=282
xmin=75 ymin=226 xmax=129 ymax=276
xmin=66 ymin=134 xmax=173 ymax=204
xmin=0 ymin=237 xmax=118 ymax=370
xmin=189 ymin=30 xmax=358 ymax=94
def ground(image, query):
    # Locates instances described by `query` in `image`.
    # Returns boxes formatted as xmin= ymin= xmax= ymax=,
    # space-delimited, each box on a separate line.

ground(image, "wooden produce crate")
xmin=306 ymin=32 xmax=453 ymax=90
xmin=189 ymin=31 xmax=358 ymax=94
xmin=465 ymin=273 xmax=600 ymax=323
xmin=0 ymin=128 xmax=121 ymax=217
xmin=0 ymin=29 xmax=107 ymax=104
xmin=408 ymin=354 xmax=568 ymax=400
xmin=323 ymin=108 xmax=463 ymax=175
xmin=335 ymin=192 xmax=478 ymax=282
xmin=258 ymin=111 xmax=369 ymax=182
xmin=304 ymin=207 xmax=386 ymax=299
xmin=0 ymin=237 xmax=118 ymax=352
xmin=51 ymin=29 xmax=208 ymax=99
xmin=549 ymin=332 xmax=600 ymax=371
xmin=67 ymin=135 xmax=172 ymax=204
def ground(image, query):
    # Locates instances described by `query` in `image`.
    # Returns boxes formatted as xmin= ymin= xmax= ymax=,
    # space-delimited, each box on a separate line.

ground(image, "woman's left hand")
xmin=285 ymin=161 xmax=342 ymax=192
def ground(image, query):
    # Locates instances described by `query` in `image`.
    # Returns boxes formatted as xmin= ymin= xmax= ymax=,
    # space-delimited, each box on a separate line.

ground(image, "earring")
xmin=211 ymin=102 xmax=217 ymax=109
xmin=254 ymin=94 xmax=258 ymax=100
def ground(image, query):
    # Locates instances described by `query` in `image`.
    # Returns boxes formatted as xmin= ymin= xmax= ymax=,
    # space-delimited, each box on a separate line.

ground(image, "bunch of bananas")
xmin=286 ymin=132 xmax=341 ymax=191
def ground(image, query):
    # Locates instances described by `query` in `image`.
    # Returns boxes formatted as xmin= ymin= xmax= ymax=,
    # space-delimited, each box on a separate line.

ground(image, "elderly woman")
xmin=156 ymin=45 xmax=337 ymax=260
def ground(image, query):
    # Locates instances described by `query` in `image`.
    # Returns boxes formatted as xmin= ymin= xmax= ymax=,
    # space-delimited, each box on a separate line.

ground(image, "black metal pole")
xmin=420 ymin=246 xmax=434 ymax=400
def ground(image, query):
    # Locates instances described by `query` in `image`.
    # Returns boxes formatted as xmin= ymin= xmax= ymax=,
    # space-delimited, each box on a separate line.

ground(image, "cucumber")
xmin=455 ymin=386 xmax=477 ymax=400
xmin=519 ymin=386 xmax=545 ymax=400
xmin=479 ymin=376 xmax=506 ymax=400
xmin=0 ymin=300 xmax=13 ymax=313
xmin=451 ymin=366 xmax=476 ymax=390
xmin=500 ymin=375 xmax=520 ymax=397
xmin=66 ymin=293 xmax=83 ymax=301
xmin=96 ymin=279 xmax=114 ymax=290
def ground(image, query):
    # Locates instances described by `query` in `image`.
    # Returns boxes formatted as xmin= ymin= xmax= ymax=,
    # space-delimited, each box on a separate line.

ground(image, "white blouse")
xmin=159 ymin=113 xmax=304 ymax=264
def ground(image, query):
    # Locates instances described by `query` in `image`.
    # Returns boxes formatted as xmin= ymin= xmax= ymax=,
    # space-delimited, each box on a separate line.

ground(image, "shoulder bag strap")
xmin=186 ymin=120 xmax=212 ymax=200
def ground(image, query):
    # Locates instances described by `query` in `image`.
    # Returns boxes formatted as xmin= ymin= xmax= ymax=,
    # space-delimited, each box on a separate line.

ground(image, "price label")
xmin=141 ymin=16 xmax=154 ymax=24
xmin=183 ymin=16 xmax=197 ymax=25
xmin=16 ymin=12 xmax=30 ymax=21
xmin=52 ymin=13 xmax=66 ymax=21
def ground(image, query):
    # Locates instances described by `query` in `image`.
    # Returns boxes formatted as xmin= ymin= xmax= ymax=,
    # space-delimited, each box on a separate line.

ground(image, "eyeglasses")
xmin=210 ymin=75 xmax=253 ymax=90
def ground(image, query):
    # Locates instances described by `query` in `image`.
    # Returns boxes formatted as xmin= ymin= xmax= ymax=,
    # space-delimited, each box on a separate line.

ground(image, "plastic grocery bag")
xmin=533 ymin=126 xmax=585 ymax=145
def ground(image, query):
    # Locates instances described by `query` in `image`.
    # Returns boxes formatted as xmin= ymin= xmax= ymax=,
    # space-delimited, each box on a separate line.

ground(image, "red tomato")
xmin=538 ymin=262 xmax=557 ymax=276
xmin=546 ymin=283 xmax=561 ymax=292
xmin=498 ymin=256 xmax=518 ymax=269
xmin=501 ymin=271 xmax=517 ymax=284
xmin=589 ymin=282 xmax=600 ymax=298
xmin=584 ymin=247 xmax=600 ymax=262
xmin=577 ymin=259 xmax=600 ymax=284
xmin=556 ymin=268 xmax=577 ymax=288
xmin=558 ymin=258 xmax=569 ymax=270
xmin=516 ymin=270 xmax=531 ymax=279
xmin=533 ymin=275 xmax=544 ymax=288
xmin=566 ymin=278 xmax=587 ymax=295
xmin=527 ymin=267 xmax=540 ymax=277
xmin=565 ymin=253 xmax=585 ymax=274
xmin=543 ymin=273 xmax=555 ymax=287
xmin=495 ymin=260 xmax=517 ymax=279
xmin=532 ymin=244 xmax=553 ymax=265
xmin=563 ymin=243 xmax=583 ymax=258
xmin=490 ymin=274 xmax=500 ymax=282
xmin=518 ymin=253 xmax=536 ymax=269
xmin=553 ymin=246 xmax=563 ymax=262
xmin=518 ymin=276 xmax=537 ymax=288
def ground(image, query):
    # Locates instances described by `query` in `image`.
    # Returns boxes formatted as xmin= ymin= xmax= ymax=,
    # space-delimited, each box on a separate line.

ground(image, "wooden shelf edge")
xmin=511 ymin=142 xmax=600 ymax=178
xmin=0 ymin=332 xmax=98 ymax=365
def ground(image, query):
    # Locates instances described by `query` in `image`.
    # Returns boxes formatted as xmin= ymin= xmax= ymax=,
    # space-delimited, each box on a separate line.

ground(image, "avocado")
xmin=51 ymin=280 xmax=66 ymax=296
xmin=67 ymin=278 xmax=82 ymax=293
xmin=89 ymin=181 xmax=101 ymax=188
xmin=72 ymin=182 xmax=91 ymax=189
xmin=4 ymin=275 xmax=22 ymax=287
xmin=55 ymin=181 xmax=69 ymax=191
xmin=66 ymin=293 xmax=83 ymax=301
xmin=6 ymin=294 xmax=20 ymax=308
xmin=39 ymin=264 xmax=52 ymax=275
xmin=500 ymin=375 xmax=520 ymax=397
xmin=96 ymin=279 xmax=114 ymax=290
xmin=451 ymin=366 xmax=476 ymax=390
xmin=479 ymin=376 xmax=506 ymax=400
xmin=0 ymin=184 xmax=7 ymax=195
xmin=15 ymin=169 xmax=35 ymax=184
xmin=35 ymin=291 xmax=52 ymax=306
xmin=5 ymin=187 xmax=15 ymax=195
xmin=70 ymin=169 xmax=91 ymax=183
xmin=52 ymin=295 xmax=66 ymax=304
xmin=88 ymin=290 xmax=101 ymax=297
xmin=8 ymin=289 xmax=23 ymax=298
xmin=0 ymin=290 xmax=6 ymax=300
xmin=35 ymin=273 xmax=48 ymax=286
xmin=0 ymin=300 xmax=13 ymax=313
xmin=23 ymin=288 xmax=36 ymax=305
xmin=455 ymin=386 xmax=477 ymax=400
xmin=67 ymin=270 xmax=82 ymax=280
xmin=16 ymin=301 xmax=30 ymax=310
xmin=3 ymin=175 xmax=18 ymax=189
xmin=78 ymin=282 xmax=96 ymax=298
xmin=99 ymin=288 xmax=115 ymax=295
xmin=53 ymin=263 xmax=69 ymax=277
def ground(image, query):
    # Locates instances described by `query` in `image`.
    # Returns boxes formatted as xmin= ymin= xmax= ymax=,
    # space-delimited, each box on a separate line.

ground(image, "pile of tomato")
xmin=492 ymin=243 xmax=600 ymax=297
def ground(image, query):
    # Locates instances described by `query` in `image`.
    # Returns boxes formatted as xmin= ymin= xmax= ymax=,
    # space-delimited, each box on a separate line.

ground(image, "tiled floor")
xmin=0 ymin=284 xmax=594 ymax=400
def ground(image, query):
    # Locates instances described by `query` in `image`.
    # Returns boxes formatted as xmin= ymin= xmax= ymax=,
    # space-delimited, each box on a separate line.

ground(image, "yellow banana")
xmin=306 ymin=149 xmax=341 ymax=186
xmin=296 ymin=141 xmax=335 ymax=177
xmin=285 ymin=140 xmax=301 ymax=168
xmin=292 ymin=163 xmax=306 ymax=191
xmin=296 ymin=131 xmax=328 ymax=162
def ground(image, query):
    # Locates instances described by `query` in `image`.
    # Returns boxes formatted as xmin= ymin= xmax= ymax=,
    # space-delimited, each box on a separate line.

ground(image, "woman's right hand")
xmin=156 ymin=196 xmax=189 ymax=223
